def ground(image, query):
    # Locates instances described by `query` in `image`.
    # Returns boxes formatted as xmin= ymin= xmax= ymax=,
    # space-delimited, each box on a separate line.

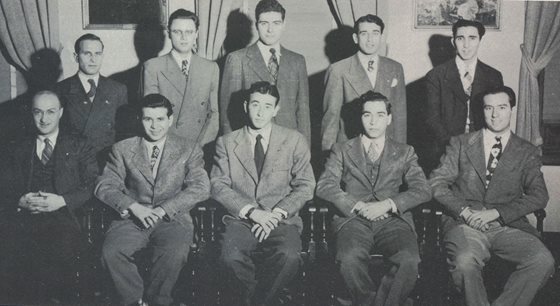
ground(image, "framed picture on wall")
xmin=82 ymin=0 xmax=168 ymax=29
xmin=414 ymin=0 xmax=500 ymax=29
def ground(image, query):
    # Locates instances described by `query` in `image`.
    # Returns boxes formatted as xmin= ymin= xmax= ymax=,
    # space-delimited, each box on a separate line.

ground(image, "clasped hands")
xmin=248 ymin=209 xmax=284 ymax=242
xmin=18 ymin=191 xmax=66 ymax=213
xmin=352 ymin=200 xmax=392 ymax=222
xmin=460 ymin=207 xmax=500 ymax=232
xmin=128 ymin=203 xmax=167 ymax=229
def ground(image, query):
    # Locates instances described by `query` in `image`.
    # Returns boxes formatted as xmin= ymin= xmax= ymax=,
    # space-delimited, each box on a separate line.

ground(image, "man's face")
xmin=142 ymin=107 xmax=173 ymax=142
xmin=361 ymin=100 xmax=392 ymax=139
xmin=32 ymin=94 xmax=63 ymax=136
xmin=244 ymin=92 xmax=279 ymax=130
xmin=169 ymin=18 xmax=198 ymax=54
xmin=483 ymin=92 xmax=512 ymax=134
xmin=353 ymin=22 xmax=382 ymax=56
xmin=453 ymin=26 xmax=481 ymax=62
xmin=75 ymin=39 xmax=104 ymax=75
xmin=256 ymin=11 xmax=285 ymax=46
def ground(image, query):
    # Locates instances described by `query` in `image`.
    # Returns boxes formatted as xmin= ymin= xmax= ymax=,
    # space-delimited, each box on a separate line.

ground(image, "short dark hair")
xmin=452 ymin=19 xmax=485 ymax=39
xmin=482 ymin=86 xmax=516 ymax=108
xmin=168 ymin=9 xmax=199 ymax=30
xmin=139 ymin=94 xmax=174 ymax=117
xmin=359 ymin=90 xmax=391 ymax=114
xmin=74 ymin=33 xmax=104 ymax=54
xmin=32 ymin=90 xmax=65 ymax=109
xmin=247 ymin=81 xmax=280 ymax=105
xmin=255 ymin=0 xmax=286 ymax=21
xmin=354 ymin=14 xmax=385 ymax=34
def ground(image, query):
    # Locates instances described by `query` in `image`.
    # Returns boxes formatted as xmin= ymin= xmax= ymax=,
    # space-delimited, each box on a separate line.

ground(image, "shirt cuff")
xmin=387 ymin=198 xmax=398 ymax=214
xmin=239 ymin=204 xmax=255 ymax=219
xmin=273 ymin=207 xmax=288 ymax=219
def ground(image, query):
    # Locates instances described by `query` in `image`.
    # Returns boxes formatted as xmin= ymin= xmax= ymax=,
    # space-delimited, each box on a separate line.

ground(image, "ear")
xmin=353 ymin=33 xmax=358 ymax=45
xmin=450 ymin=37 xmax=456 ymax=49
xmin=244 ymin=101 xmax=248 ymax=114
xmin=387 ymin=114 xmax=392 ymax=126
xmin=272 ymin=104 xmax=280 ymax=117
xmin=59 ymin=107 xmax=64 ymax=119
xmin=74 ymin=52 xmax=79 ymax=63
xmin=168 ymin=114 xmax=174 ymax=126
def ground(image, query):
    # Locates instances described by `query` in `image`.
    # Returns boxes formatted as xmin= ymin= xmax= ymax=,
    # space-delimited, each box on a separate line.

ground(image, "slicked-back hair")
xmin=452 ymin=19 xmax=486 ymax=39
xmin=247 ymin=81 xmax=280 ymax=105
xmin=168 ymin=9 xmax=199 ymax=30
xmin=255 ymin=0 xmax=286 ymax=21
xmin=359 ymin=90 xmax=391 ymax=114
xmin=74 ymin=33 xmax=104 ymax=53
xmin=32 ymin=90 xmax=65 ymax=109
xmin=139 ymin=94 xmax=174 ymax=117
xmin=354 ymin=14 xmax=385 ymax=34
xmin=482 ymin=86 xmax=516 ymax=108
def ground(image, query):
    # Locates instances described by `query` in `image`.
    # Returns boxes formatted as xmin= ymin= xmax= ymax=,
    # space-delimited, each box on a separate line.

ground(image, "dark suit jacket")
xmin=56 ymin=75 xmax=128 ymax=155
xmin=321 ymin=54 xmax=407 ymax=151
xmin=316 ymin=137 xmax=431 ymax=230
xmin=210 ymin=124 xmax=315 ymax=231
xmin=429 ymin=130 xmax=548 ymax=237
xmin=220 ymin=43 xmax=311 ymax=142
xmin=3 ymin=133 xmax=98 ymax=225
xmin=142 ymin=53 xmax=220 ymax=146
xmin=94 ymin=134 xmax=210 ymax=229
xmin=425 ymin=59 xmax=503 ymax=149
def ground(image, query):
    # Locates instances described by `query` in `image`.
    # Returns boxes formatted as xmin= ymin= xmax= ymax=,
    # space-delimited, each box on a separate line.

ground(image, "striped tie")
xmin=268 ymin=48 xmax=279 ymax=83
xmin=41 ymin=138 xmax=53 ymax=165
xmin=485 ymin=136 xmax=502 ymax=187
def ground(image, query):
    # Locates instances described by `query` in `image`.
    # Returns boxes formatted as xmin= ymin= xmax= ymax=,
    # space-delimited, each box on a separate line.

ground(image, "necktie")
xmin=150 ymin=145 xmax=160 ymax=171
xmin=367 ymin=59 xmax=375 ymax=73
xmin=268 ymin=48 xmax=279 ymax=83
xmin=87 ymin=79 xmax=96 ymax=101
xmin=42 ymin=138 xmax=53 ymax=165
xmin=464 ymin=71 xmax=473 ymax=133
xmin=181 ymin=59 xmax=189 ymax=77
xmin=367 ymin=142 xmax=379 ymax=163
xmin=254 ymin=134 xmax=265 ymax=178
xmin=485 ymin=136 xmax=502 ymax=187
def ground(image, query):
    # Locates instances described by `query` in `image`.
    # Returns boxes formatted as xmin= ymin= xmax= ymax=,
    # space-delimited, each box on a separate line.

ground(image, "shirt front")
xmin=357 ymin=52 xmax=379 ymax=89
xmin=36 ymin=130 xmax=59 ymax=159
xmin=246 ymin=124 xmax=273 ymax=156
xmin=171 ymin=49 xmax=193 ymax=74
xmin=143 ymin=137 xmax=167 ymax=178
xmin=257 ymin=40 xmax=281 ymax=66
xmin=361 ymin=134 xmax=385 ymax=158
xmin=455 ymin=55 xmax=477 ymax=93
xmin=78 ymin=71 xmax=100 ymax=95
xmin=483 ymin=128 xmax=511 ymax=167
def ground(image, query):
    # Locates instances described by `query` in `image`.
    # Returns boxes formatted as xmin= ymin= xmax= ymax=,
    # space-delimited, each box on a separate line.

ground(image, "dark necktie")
xmin=367 ymin=59 xmax=375 ymax=73
xmin=464 ymin=71 xmax=473 ymax=133
xmin=87 ymin=79 xmax=96 ymax=101
xmin=150 ymin=145 xmax=160 ymax=170
xmin=254 ymin=134 xmax=265 ymax=178
xmin=485 ymin=136 xmax=502 ymax=187
xmin=181 ymin=59 xmax=189 ymax=77
xmin=268 ymin=48 xmax=279 ymax=83
xmin=41 ymin=138 xmax=53 ymax=165
xmin=367 ymin=142 xmax=379 ymax=162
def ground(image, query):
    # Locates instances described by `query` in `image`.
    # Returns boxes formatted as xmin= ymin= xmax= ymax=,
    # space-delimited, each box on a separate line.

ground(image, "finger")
xmin=251 ymin=224 xmax=260 ymax=234
xmin=139 ymin=218 xmax=149 ymax=229
xmin=253 ymin=226 xmax=263 ymax=238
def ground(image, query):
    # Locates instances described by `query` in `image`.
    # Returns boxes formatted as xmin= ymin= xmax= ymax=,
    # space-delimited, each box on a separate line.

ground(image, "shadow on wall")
xmin=406 ymin=34 xmax=454 ymax=173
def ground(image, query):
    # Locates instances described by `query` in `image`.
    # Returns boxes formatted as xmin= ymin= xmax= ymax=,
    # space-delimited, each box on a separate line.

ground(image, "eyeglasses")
xmin=32 ymin=108 xmax=61 ymax=117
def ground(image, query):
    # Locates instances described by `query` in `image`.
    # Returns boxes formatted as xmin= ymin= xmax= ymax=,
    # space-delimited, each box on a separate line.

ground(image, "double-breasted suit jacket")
xmin=317 ymin=137 xmax=431 ymax=230
xmin=220 ymin=43 xmax=311 ymax=142
xmin=142 ymin=53 xmax=220 ymax=146
xmin=429 ymin=130 xmax=548 ymax=236
xmin=210 ymin=124 xmax=315 ymax=231
xmin=94 ymin=134 xmax=210 ymax=233
xmin=321 ymin=54 xmax=407 ymax=151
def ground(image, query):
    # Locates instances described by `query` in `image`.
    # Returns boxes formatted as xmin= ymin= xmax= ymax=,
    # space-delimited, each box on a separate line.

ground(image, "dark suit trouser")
xmin=334 ymin=217 xmax=420 ymax=306
xmin=101 ymin=219 xmax=191 ymax=306
xmin=220 ymin=221 xmax=303 ymax=306
xmin=445 ymin=223 xmax=555 ymax=306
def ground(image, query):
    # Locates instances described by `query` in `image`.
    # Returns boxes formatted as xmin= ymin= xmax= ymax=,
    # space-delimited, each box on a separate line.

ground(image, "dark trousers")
xmin=0 ymin=209 xmax=85 ymax=304
xmin=101 ymin=219 xmax=191 ymax=306
xmin=220 ymin=221 xmax=303 ymax=306
xmin=334 ymin=216 xmax=420 ymax=306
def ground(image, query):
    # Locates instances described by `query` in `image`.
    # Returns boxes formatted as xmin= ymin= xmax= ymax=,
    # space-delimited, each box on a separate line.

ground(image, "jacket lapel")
xmin=465 ymin=131 xmax=487 ymax=186
xmin=276 ymin=46 xmax=292 ymax=83
xmin=156 ymin=135 xmax=181 ymax=178
xmin=445 ymin=61 xmax=469 ymax=102
xmin=246 ymin=43 xmax=275 ymax=83
xmin=260 ymin=124 xmax=283 ymax=177
xmin=374 ymin=138 xmax=398 ymax=188
xmin=374 ymin=57 xmax=389 ymax=94
xmin=84 ymin=76 xmax=111 ymax=132
xmin=346 ymin=137 xmax=373 ymax=186
xmin=130 ymin=137 xmax=155 ymax=185
xmin=346 ymin=54 xmax=373 ymax=96
xmin=67 ymin=75 xmax=90 ymax=133
xmin=485 ymin=133 xmax=519 ymax=192
xmin=176 ymin=54 xmax=202 ymax=127
xmin=161 ymin=53 xmax=187 ymax=96
xmin=233 ymin=129 xmax=259 ymax=185
xmin=17 ymin=138 xmax=36 ymax=191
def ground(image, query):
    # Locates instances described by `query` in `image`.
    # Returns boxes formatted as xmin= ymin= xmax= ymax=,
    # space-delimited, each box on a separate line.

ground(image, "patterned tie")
xmin=464 ymin=71 xmax=473 ymax=133
xmin=268 ymin=48 xmax=279 ymax=83
xmin=485 ymin=136 xmax=502 ymax=187
xmin=181 ymin=59 xmax=189 ymax=77
xmin=367 ymin=142 xmax=379 ymax=163
xmin=41 ymin=138 xmax=53 ymax=165
xmin=150 ymin=145 xmax=160 ymax=171
xmin=87 ymin=79 xmax=96 ymax=102
xmin=367 ymin=59 xmax=375 ymax=73
xmin=254 ymin=134 xmax=265 ymax=178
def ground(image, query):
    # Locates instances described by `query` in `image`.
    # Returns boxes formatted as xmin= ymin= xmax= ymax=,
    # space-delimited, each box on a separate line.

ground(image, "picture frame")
xmin=82 ymin=0 xmax=168 ymax=30
xmin=414 ymin=0 xmax=500 ymax=30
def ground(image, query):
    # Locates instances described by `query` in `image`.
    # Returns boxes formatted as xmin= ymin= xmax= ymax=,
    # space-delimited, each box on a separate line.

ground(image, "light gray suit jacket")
xmin=142 ymin=53 xmax=219 ymax=146
xmin=429 ymin=130 xmax=549 ymax=236
xmin=317 ymin=137 xmax=431 ymax=230
xmin=95 ymin=134 xmax=210 ymax=228
xmin=321 ymin=54 xmax=407 ymax=151
xmin=210 ymin=124 xmax=315 ymax=231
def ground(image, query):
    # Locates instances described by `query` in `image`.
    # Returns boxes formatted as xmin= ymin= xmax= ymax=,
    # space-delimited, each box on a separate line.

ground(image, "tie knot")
xmin=152 ymin=145 xmax=160 ymax=158
xmin=495 ymin=136 xmax=502 ymax=143
xmin=256 ymin=134 xmax=263 ymax=142
xmin=44 ymin=138 xmax=51 ymax=145
xmin=88 ymin=79 xmax=96 ymax=87
xmin=269 ymin=48 xmax=276 ymax=55
xmin=367 ymin=59 xmax=375 ymax=72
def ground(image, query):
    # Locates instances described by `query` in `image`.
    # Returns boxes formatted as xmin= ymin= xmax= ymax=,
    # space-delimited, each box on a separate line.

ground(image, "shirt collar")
xmin=361 ymin=134 xmax=385 ymax=152
xmin=143 ymin=136 xmax=167 ymax=153
xmin=171 ymin=49 xmax=193 ymax=70
xmin=455 ymin=55 xmax=477 ymax=76
xmin=483 ymin=128 xmax=511 ymax=147
xmin=357 ymin=52 xmax=379 ymax=68
xmin=246 ymin=123 xmax=273 ymax=142
xmin=257 ymin=40 xmax=281 ymax=59
xmin=37 ymin=129 xmax=60 ymax=146
xmin=78 ymin=71 xmax=100 ymax=87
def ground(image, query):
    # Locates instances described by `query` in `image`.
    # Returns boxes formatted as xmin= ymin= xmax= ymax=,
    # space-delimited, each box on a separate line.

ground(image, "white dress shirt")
xmin=257 ymin=40 xmax=281 ymax=66
xmin=483 ymin=129 xmax=511 ymax=167
xmin=143 ymin=137 xmax=167 ymax=178
xmin=36 ymin=130 xmax=59 ymax=160
xmin=455 ymin=56 xmax=477 ymax=92
xmin=357 ymin=52 xmax=379 ymax=89
xmin=171 ymin=49 xmax=193 ymax=74
xmin=78 ymin=71 xmax=100 ymax=95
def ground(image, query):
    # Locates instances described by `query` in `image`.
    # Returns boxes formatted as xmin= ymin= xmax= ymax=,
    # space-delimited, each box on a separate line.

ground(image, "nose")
xmin=40 ymin=113 xmax=46 ymax=122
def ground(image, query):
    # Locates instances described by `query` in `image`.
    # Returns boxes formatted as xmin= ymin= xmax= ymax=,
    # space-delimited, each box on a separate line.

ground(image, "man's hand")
xmin=351 ymin=201 xmax=368 ymax=214
xmin=359 ymin=200 xmax=392 ymax=221
xmin=21 ymin=191 xmax=66 ymax=214
xmin=18 ymin=192 xmax=38 ymax=212
xmin=248 ymin=209 xmax=282 ymax=241
xmin=128 ymin=203 xmax=162 ymax=229
xmin=466 ymin=209 xmax=500 ymax=232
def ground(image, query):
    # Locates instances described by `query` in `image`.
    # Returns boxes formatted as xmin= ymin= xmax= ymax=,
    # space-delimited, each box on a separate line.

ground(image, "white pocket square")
xmin=391 ymin=78 xmax=398 ymax=87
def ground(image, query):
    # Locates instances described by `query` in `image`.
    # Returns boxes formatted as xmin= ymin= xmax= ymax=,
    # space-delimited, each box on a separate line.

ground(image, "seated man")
xmin=95 ymin=94 xmax=210 ymax=306
xmin=316 ymin=91 xmax=431 ymax=306
xmin=211 ymin=81 xmax=315 ymax=305
xmin=0 ymin=90 xmax=97 ymax=304
xmin=429 ymin=86 xmax=554 ymax=306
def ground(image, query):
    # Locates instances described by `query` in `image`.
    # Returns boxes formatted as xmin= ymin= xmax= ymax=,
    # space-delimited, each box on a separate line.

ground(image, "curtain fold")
xmin=328 ymin=0 xmax=376 ymax=28
xmin=0 ymin=0 xmax=59 ymax=71
xmin=516 ymin=1 xmax=560 ymax=146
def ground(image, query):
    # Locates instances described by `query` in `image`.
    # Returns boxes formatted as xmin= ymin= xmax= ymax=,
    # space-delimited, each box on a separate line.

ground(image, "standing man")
xmin=429 ymin=86 xmax=554 ymax=306
xmin=211 ymin=81 xmax=315 ymax=305
xmin=56 ymin=33 xmax=128 ymax=167
xmin=96 ymin=94 xmax=210 ymax=306
xmin=322 ymin=14 xmax=406 ymax=153
xmin=425 ymin=19 xmax=503 ymax=162
xmin=317 ymin=91 xmax=430 ymax=306
xmin=0 ymin=91 xmax=97 ymax=304
xmin=220 ymin=0 xmax=311 ymax=143
xmin=142 ymin=9 xmax=219 ymax=147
